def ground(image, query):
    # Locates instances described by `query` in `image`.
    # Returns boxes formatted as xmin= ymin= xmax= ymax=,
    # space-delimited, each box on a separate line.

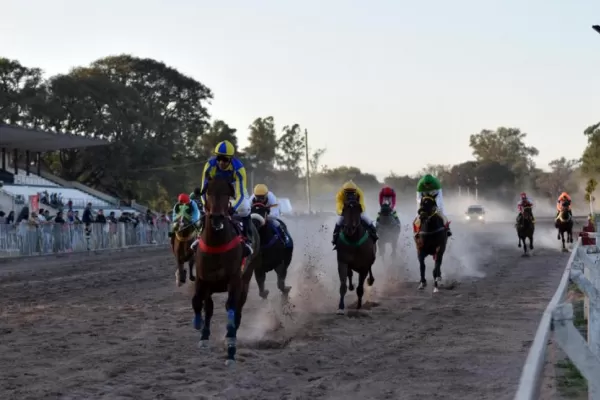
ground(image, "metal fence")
xmin=515 ymin=232 xmax=600 ymax=400
xmin=0 ymin=221 xmax=170 ymax=257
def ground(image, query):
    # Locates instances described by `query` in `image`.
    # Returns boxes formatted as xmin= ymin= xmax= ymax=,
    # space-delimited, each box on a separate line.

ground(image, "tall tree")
xmin=276 ymin=124 xmax=305 ymax=174
xmin=309 ymin=148 xmax=327 ymax=174
xmin=469 ymin=127 xmax=539 ymax=182
xmin=0 ymin=58 xmax=46 ymax=125
xmin=582 ymin=122 xmax=600 ymax=176
xmin=536 ymin=158 xmax=580 ymax=200
xmin=245 ymin=116 xmax=278 ymax=169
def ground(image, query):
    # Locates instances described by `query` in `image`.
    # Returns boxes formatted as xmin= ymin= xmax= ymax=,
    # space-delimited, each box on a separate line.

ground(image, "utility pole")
xmin=474 ymin=176 xmax=479 ymax=202
xmin=304 ymin=129 xmax=312 ymax=213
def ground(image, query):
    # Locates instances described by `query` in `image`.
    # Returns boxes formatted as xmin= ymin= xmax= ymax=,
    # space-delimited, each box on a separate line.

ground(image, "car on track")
xmin=464 ymin=205 xmax=486 ymax=223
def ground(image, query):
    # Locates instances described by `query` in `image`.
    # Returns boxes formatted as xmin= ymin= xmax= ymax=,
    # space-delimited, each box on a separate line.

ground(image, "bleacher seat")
xmin=12 ymin=171 xmax=60 ymax=187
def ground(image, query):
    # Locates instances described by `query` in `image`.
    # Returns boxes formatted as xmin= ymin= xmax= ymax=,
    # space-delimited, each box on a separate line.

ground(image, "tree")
xmin=585 ymin=178 xmax=598 ymax=216
xmin=276 ymin=124 xmax=305 ymax=174
xmin=536 ymin=157 xmax=580 ymax=200
xmin=0 ymin=58 xmax=46 ymax=125
xmin=469 ymin=127 xmax=539 ymax=181
xmin=309 ymin=148 xmax=327 ymax=174
xmin=582 ymin=122 xmax=600 ymax=176
xmin=245 ymin=116 xmax=278 ymax=172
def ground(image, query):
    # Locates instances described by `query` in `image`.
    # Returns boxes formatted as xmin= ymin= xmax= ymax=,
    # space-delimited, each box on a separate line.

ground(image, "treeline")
xmin=0 ymin=55 xmax=598 ymax=212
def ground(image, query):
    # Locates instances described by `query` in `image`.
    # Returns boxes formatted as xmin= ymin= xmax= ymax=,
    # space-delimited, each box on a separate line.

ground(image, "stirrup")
xmin=190 ymin=238 xmax=199 ymax=250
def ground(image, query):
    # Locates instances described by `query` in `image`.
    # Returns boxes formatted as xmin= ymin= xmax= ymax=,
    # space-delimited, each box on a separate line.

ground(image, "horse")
xmin=516 ymin=205 xmax=535 ymax=255
xmin=335 ymin=198 xmax=376 ymax=314
xmin=376 ymin=203 xmax=401 ymax=262
xmin=414 ymin=196 xmax=448 ymax=293
xmin=171 ymin=214 xmax=196 ymax=287
xmin=191 ymin=175 xmax=260 ymax=366
xmin=250 ymin=202 xmax=294 ymax=300
xmin=555 ymin=202 xmax=574 ymax=251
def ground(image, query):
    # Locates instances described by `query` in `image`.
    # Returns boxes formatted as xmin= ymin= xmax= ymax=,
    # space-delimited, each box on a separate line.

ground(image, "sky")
xmin=2 ymin=0 xmax=600 ymax=180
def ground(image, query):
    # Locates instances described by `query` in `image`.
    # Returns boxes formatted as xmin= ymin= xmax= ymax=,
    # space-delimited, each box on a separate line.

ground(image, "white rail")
xmin=515 ymin=232 xmax=600 ymax=400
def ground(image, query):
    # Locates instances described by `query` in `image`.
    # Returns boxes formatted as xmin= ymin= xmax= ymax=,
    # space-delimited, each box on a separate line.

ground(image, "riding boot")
xmin=241 ymin=216 xmax=254 ymax=257
xmin=332 ymin=224 xmax=341 ymax=249
xmin=278 ymin=225 xmax=292 ymax=247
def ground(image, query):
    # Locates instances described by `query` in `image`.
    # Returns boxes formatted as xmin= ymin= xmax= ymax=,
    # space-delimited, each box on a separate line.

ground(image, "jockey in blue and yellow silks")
xmin=200 ymin=140 xmax=254 ymax=256
xmin=331 ymin=180 xmax=378 ymax=248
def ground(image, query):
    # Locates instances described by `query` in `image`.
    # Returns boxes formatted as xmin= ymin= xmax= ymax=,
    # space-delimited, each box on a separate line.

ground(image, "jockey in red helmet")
xmin=516 ymin=192 xmax=535 ymax=224
xmin=377 ymin=185 xmax=400 ymax=225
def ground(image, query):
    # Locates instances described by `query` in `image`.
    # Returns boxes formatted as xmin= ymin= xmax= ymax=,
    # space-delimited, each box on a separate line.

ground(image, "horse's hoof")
xmin=282 ymin=286 xmax=292 ymax=294
xmin=348 ymin=285 xmax=355 ymax=292
xmin=418 ymin=282 xmax=426 ymax=290
xmin=225 ymin=359 xmax=236 ymax=367
xmin=367 ymin=278 xmax=375 ymax=286
xmin=518 ymin=244 xmax=521 ymax=248
xmin=259 ymin=290 xmax=270 ymax=299
xmin=336 ymin=309 xmax=345 ymax=315
xmin=433 ymin=287 xmax=439 ymax=293
xmin=189 ymin=275 xmax=196 ymax=282
xmin=198 ymin=340 xmax=209 ymax=348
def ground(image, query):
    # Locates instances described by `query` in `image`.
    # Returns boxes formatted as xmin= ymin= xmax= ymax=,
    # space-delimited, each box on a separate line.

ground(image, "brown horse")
xmin=335 ymin=198 xmax=376 ymax=314
xmin=171 ymin=214 xmax=196 ymax=287
xmin=555 ymin=202 xmax=574 ymax=252
xmin=192 ymin=175 xmax=260 ymax=366
xmin=414 ymin=196 xmax=448 ymax=293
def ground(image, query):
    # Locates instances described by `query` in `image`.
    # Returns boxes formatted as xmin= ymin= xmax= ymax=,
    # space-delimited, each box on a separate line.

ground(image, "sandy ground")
xmin=0 ymin=218 xmax=573 ymax=400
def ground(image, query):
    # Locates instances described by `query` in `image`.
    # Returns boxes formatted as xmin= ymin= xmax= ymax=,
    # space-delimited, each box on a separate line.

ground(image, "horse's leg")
xmin=225 ymin=281 xmax=240 ymax=366
xmin=174 ymin=242 xmax=186 ymax=287
xmin=191 ymin=281 xmax=205 ymax=333
xmin=199 ymin=295 xmax=213 ymax=347
xmin=529 ymin=232 xmax=534 ymax=250
xmin=347 ymin=268 xmax=355 ymax=291
xmin=275 ymin=261 xmax=292 ymax=296
xmin=517 ymin=232 xmax=522 ymax=248
xmin=561 ymin=231 xmax=566 ymax=250
xmin=337 ymin=262 xmax=349 ymax=314
xmin=367 ymin=266 xmax=375 ymax=286
xmin=356 ymin=271 xmax=368 ymax=310
xmin=235 ymin=282 xmax=250 ymax=330
xmin=433 ymin=251 xmax=444 ymax=293
xmin=418 ymin=250 xmax=427 ymax=290
xmin=188 ymin=256 xmax=195 ymax=282
xmin=254 ymin=266 xmax=269 ymax=300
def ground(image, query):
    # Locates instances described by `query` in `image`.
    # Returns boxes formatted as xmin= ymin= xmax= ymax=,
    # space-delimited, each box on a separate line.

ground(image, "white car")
xmin=465 ymin=205 xmax=486 ymax=223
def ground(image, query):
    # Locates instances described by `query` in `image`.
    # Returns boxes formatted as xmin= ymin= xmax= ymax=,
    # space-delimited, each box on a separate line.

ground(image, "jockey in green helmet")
xmin=414 ymin=174 xmax=452 ymax=237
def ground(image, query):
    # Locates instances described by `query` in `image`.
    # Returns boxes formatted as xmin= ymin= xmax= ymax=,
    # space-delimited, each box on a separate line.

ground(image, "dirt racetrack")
xmin=0 ymin=218 xmax=572 ymax=400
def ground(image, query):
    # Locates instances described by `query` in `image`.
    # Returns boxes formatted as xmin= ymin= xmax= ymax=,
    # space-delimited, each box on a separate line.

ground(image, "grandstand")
xmin=0 ymin=124 xmax=142 ymax=217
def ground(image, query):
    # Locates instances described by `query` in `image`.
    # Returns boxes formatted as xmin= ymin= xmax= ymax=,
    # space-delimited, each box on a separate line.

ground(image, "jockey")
xmin=556 ymin=191 xmax=572 ymax=219
xmin=516 ymin=192 xmax=535 ymax=223
xmin=200 ymin=140 xmax=253 ymax=256
xmin=378 ymin=185 xmax=400 ymax=225
xmin=190 ymin=187 xmax=203 ymax=208
xmin=332 ymin=180 xmax=378 ymax=247
xmin=170 ymin=193 xmax=201 ymax=237
xmin=415 ymin=174 xmax=452 ymax=237
xmin=250 ymin=183 xmax=292 ymax=245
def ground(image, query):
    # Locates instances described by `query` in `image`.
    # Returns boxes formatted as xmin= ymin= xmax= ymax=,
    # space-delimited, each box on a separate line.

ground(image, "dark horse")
xmin=171 ymin=214 xmax=196 ymax=287
xmin=414 ymin=196 xmax=448 ymax=293
xmin=555 ymin=201 xmax=573 ymax=252
xmin=516 ymin=205 xmax=535 ymax=255
xmin=250 ymin=202 xmax=294 ymax=300
xmin=335 ymin=198 xmax=376 ymax=314
xmin=376 ymin=203 xmax=401 ymax=262
xmin=192 ymin=175 xmax=260 ymax=366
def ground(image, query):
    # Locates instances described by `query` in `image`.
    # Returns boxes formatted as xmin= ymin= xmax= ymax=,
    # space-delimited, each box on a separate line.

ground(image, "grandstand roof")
xmin=0 ymin=124 xmax=110 ymax=152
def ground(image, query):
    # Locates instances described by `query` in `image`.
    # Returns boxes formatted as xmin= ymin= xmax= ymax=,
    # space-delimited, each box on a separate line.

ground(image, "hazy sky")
xmin=2 ymin=0 xmax=600 ymax=179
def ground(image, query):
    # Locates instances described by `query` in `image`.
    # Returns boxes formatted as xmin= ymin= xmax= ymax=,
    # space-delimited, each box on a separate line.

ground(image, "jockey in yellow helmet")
xmin=250 ymin=183 xmax=292 ymax=246
xmin=200 ymin=140 xmax=253 ymax=256
xmin=556 ymin=191 xmax=572 ymax=220
xmin=332 ymin=180 xmax=378 ymax=248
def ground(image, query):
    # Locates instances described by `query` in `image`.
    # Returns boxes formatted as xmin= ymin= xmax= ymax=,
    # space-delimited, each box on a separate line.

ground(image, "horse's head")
xmin=380 ymin=203 xmax=392 ymax=216
xmin=342 ymin=198 xmax=362 ymax=235
xmin=250 ymin=202 xmax=270 ymax=229
xmin=522 ymin=206 xmax=533 ymax=220
xmin=419 ymin=196 xmax=438 ymax=219
xmin=561 ymin=201 xmax=570 ymax=211
xmin=204 ymin=175 xmax=234 ymax=230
